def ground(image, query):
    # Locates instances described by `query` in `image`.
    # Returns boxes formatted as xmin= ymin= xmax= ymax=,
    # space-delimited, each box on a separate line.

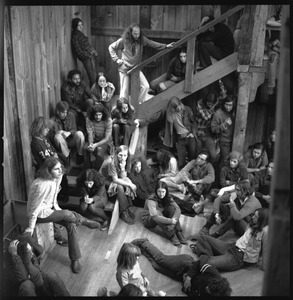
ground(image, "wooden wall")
xmin=3 ymin=6 xmax=92 ymax=234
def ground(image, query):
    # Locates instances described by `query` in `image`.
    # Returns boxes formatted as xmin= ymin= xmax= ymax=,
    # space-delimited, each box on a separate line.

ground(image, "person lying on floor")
xmin=131 ymin=238 xmax=232 ymax=297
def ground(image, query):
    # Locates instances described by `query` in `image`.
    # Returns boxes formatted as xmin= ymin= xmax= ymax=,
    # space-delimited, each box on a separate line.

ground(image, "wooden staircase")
xmin=137 ymin=52 xmax=238 ymax=120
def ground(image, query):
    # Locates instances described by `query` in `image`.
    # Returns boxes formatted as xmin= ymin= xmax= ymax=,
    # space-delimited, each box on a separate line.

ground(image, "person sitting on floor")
xmin=243 ymin=142 xmax=268 ymax=182
xmin=50 ymin=101 xmax=85 ymax=165
xmin=252 ymin=160 xmax=274 ymax=208
xmin=90 ymin=72 xmax=115 ymax=112
xmin=116 ymin=242 xmax=166 ymax=296
xmin=97 ymin=283 xmax=144 ymax=297
xmin=128 ymin=156 xmax=155 ymax=208
xmin=76 ymin=168 xmax=110 ymax=230
xmin=198 ymin=180 xmax=262 ymax=239
xmin=131 ymin=238 xmax=232 ymax=297
xmin=147 ymin=148 xmax=179 ymax=181
xmin=142 ymin=181 xmax=187 ymax=246
xmin=25 ymin=157 xmax=102 ymax=274
xmin=107 ymin=145 xmax=136 ymax=225
xmin=84 ymin=103 xmax=114 ymax=171
xmin=111 ymin=97 xmax=137 ymax=147
xmin=193 ymin=208 xmax=269 ymax=272
xmin=6 ymin=234 xmax=70 ymax=296
xmin=149 ymin=46 xmax=187 ymax=94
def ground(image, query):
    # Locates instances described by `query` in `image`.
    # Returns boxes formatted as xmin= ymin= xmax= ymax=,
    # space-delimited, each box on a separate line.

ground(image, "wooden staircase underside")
xmin=137 ymin=52 xmax=238 ymax=120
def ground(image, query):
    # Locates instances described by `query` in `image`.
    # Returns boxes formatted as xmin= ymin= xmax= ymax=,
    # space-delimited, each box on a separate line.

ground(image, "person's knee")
xmin=19 ymin=280 xmax=36 ymax=296
xmin=113 ymin=124 xmax=120 ymax=132
xmin=85 ymin=98 xmax=94 ymax=108
xmin=62 ymin=209 xmax=74 ymax=219
xmin=54 ymin=133 xmax=64 ymax=145
xmin=75 ymin=131 xmax=85 ymax=142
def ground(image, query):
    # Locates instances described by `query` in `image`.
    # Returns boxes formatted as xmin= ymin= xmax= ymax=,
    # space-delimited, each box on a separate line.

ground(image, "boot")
xmin=120 ymin=210 xmax=134 ymax=225
xmin=176 ymin=231 xmax=187 ymax=244
xmin=170 ymin=234 xmax=180 ymax=246
xmin=71 ymin=259 xmax=80 ymax=274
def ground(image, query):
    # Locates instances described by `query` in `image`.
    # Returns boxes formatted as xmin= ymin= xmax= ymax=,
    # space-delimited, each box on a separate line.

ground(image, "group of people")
xmin=5 ymin=13 xmax=277 ymax=297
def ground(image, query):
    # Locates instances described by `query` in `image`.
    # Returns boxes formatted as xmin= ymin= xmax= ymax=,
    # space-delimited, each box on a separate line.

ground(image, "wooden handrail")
xmin=127 ymin=5 xmax=245 ymax=75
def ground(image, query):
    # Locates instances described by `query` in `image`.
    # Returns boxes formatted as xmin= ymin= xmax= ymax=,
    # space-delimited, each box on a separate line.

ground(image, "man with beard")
xmin=61 ymin=69 xmax=96 ymax=132
xmin=50 ymin=101 xmax=85 ymax=165
xmin=109 ymin=23 xmax=174 ymax=104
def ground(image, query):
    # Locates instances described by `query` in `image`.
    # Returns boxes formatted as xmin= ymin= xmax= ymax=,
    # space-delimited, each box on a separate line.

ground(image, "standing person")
xmin=211 ymin=95 xmax=235 ymax=167
xmin=194 ymin=92 xmax=220 ymax=164
xmin=108 ymin=23 xmax=174 ymax=104
xmin=150 ymin=46 xmax=187 ymax=94
xmin=76 ymin=168 xmax=110 ymax=230
xmin=142 ymin=181 xmax=187 ymax=246
xmin=84 ymin=103 xmax=114 ymax=171
xmin=71 ymin=17 xmax=98 ymax=87
xmin=90 ymin=72 xmax=116 ymax=112
xmin=197 ymin=15 xmax=234 ymax=69
xmin=111 ymin=97 xmax=137 ymax=147
xmin=61 ymin=69 xmax=96 ymax=132
xmin=252 ymin=160 xmax=274 ymax=208
xmin=264 ymin=129 xmax=276 ymax=161
xmin=164 ymin=96 xmax=199 ymax=169
xmin=116 ymin=243 xmax=166 ymax=296
xmin=243 ymin=142 xmax=268 ymax=182
xmin=108 ymin=145 xmax=136 ymax=225
xmin=131 ymin=238 xmax=232 ymax=297
xmin=128 ymin=157 xmax=155 ymax=208
xmin=50 ymin=101 xmax=85 ymax=165
xmin=194 ymin=208 xmax=269 ymax=272
xmin=6 ymin=234 xmax=70 ymax=296
xmin=25 ymin=157 xmax=102 ymax=274
xmin=198 ymin=180 xmax=262 ymax=239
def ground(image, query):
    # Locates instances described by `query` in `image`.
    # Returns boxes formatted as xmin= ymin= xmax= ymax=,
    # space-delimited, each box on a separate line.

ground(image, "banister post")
xmin=130 ymin=70 xmax=140 ymax=118
xmin=184 ymin=37 xmax=195 ymax=93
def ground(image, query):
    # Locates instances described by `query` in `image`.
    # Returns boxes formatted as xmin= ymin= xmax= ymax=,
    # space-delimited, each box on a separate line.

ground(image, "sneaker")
xmin=170 ymin=234 xmax=181 ymax=246
xmin=56 ymin=237 xmax=68 ymax=247
xmin=97 ymin=287 xmax=107 ymax=297
xmin=100 ymin=220 xmax=109 ymax=231
xmin=176 ymin=231 xmax=187 ymax=244
xmin=71 ymin=259 xmax=80 ymax=274
xmin=120 ymin=211 xmax=134 ymax=225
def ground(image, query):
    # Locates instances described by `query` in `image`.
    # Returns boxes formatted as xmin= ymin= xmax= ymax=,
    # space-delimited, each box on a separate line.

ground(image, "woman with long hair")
xmin=90 ymin=72 xmax=115 ymax=112
xmin=107 ymin=145 xmax=136 ymax=225
xmin=194 ymin=208 xmax=269 ymax=272
xmin=84 ymin=103 xmax=114 ymax=171
xmin=25 ymin=157 xmax=102 ymax=274
xmin=142 ymin=181 xmax=186 ymax=246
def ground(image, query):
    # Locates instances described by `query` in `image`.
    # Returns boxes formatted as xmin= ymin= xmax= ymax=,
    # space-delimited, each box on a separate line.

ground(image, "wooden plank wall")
xmin=4 ymin=5 xmax=91 ymax=207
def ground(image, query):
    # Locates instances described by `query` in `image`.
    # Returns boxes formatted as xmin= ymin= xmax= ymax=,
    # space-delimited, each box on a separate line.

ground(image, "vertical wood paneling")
xmin=150 ymin=6 xmax=164 ymax=30
xmin=162 ymin=5 xmax=176 ymax=31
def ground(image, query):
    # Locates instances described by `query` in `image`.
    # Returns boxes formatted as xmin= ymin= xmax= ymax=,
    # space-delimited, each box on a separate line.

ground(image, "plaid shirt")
xmin=195 ymin=99 xmax=218 ymax=136
xmin=71 ymin=30 xmax=95 ymax=62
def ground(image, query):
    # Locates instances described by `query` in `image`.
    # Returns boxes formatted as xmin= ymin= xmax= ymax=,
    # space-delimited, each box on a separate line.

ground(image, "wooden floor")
xmin=41 ymin=205 xmax=264 ymax=296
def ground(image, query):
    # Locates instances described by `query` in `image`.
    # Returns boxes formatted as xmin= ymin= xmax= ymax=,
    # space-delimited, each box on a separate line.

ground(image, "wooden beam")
xmin=262 ymin=6 xmax=290 ymax=296
xmin=130 ymin=70 xmax=140 ymax=117
xmin=127 ymin=5 xmax=245 ymax=75
xmin=137 ymin=52 xmax=238 ymax=119
xmin=184 ymin=38 xmax=195 ymax=93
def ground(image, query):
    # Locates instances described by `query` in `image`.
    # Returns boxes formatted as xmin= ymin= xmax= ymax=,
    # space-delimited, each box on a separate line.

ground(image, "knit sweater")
xmin=211 ymin=108 xmax=234 ymax=142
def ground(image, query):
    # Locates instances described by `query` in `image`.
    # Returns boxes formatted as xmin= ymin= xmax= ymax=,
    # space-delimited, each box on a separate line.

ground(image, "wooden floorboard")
xmin=41 ymin=205 xmax=264 ymax=297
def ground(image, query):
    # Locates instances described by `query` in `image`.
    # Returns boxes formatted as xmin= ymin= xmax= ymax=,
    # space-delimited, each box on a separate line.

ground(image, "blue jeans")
xmin=112 ymin=123 xmax=135 ymax=147
xmin=137 ymin=240 xmax=196 ymax=280
xmin=198 ymin=41 xmax=226 ymax=68
xmin=198 ymin=134 xmax=218 ymax=163
xmin=219 ymin=140 xmax=232 ymax=167
xmin=176 ymin=136 xmax=197 ymax=169
xmin=197 ymin=235 xmax=244 ymax=271
xmin=82 ymin=57 xmax=96 ymax=88
xmin=37 ymin=210 xmax=83 ymax=260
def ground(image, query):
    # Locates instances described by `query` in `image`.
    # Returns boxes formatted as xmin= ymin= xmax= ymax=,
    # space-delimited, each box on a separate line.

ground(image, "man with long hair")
xmin=109 ymin=23 xmax=174 ymax=104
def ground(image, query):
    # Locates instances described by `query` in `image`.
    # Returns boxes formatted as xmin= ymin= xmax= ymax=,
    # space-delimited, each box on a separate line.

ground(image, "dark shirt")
xmin=50 ymin=111 xmax=78 ymax=135
xmin=166 ymin=56 xmax=186 ymax=80
xmin=220 ymin=163 xmax=249 ymax=188
xmin=71 ymin=30 xmax=95 ymax=62
xmin=111 ymin=107 xmax=135 ymax=126
xmin=252 ymin=169 xmax=272 ymax=199
xmin=31 ymin=137 xmax=57 ymax=168
xmin=61 ymin=81 xmax=93 ymax=113
xmin=128 ymin=171 xmax=154 ymax=201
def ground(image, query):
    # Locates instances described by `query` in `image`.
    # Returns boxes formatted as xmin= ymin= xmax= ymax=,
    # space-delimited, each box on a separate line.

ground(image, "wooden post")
xmin=130 ymin=70 xmax=140 ymax=115
xmin=232 ymin=5 xmax=268 ymax=153
xmin=184 ymin=38 xmax=195 ymax=93
xmin=262 ymin=5 xmax=290 ymax=296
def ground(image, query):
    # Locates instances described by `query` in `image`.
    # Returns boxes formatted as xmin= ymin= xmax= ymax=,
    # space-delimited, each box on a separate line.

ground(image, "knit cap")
xmin=229 ymin=151 xmax=242 ymax=162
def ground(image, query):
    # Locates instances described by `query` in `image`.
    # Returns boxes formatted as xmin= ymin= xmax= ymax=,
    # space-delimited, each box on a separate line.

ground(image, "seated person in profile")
xmin=111 ymin=97 xmax=137 ymax=147
xmin=50 ymin=101 xmax=85 ymax=165
xmin=90 ymin=72 xmax=115 ymax=112
xmin=149 ymin=46 xmax=187 ymax=94
xmin=76 ymin=168 xmax=110 ymax=230
xmin=5 ymin=233 xmax=70 ymax=296
xmin=252 ymin=160 xmax=274 ymax=208
xmin=147 ymin=148 xmax=179 ymax=181
xmin=131 ymin=238 xmax=232 ymax=297
xmin=198 ymin=151 xmax=249 ymax=215
xmin=142 ymin=181 xmax=187 ymax=246
xmin=128 ymin=156 xmax=155 ymax=208
xmin=243 ymin=142 xmax=268 ymax=182
xmin=198 ymin=180 xmax=261 ymax=239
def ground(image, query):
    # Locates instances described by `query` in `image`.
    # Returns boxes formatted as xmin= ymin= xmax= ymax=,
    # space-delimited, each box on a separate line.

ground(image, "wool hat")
xmin=228 ymin=151 xmax=242 ymax=162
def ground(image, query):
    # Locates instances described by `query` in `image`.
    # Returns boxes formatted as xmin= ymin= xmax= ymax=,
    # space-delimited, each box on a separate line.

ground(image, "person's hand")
xmin=229 ymin=191 xmax=237 ymax=203
xmin=134 ymin=119 xmax=139 ymax=127
xmin=143 ymin=277 xmax=150 ymax=288
xmin=225 ymin=117 xmax=232 ymax=125
xmin=24 ymin=227 xmax=34 ymax=236
xmin=226 ymin=180 xmax=231 ymax=186
xmin=120 ymin=118 xmax=127 ymax=124
xmin=53 ymin=153 xmax=59 ymax=158
xmin=171 ymin=217 xmax=177 ymax=225
xmin=170 ymin=75 xmax=178 ymax=82
xmin=182 ymin=274 xmax=191 ymax=294
xmin=187 ymin=132 xmax=194 ymax=138
xmin=200 ymin=16 xmax=210 ymax=27
xmin=130 ymin=183 xmax=137 ymax=193
xmin=87 ymin=143 xmax=96 ymax=152
xmin=82 ymin=111 xmax=87 ymax=118
xmin=8 ymin=240 xmax=19 ymax=255
xmin=166 ymin=42 xmax=174 ymax=48
xmin=215 ymin=213 xmax=222 ymax=225
xmin=262 ymin=195 xmax=271 ymax=203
